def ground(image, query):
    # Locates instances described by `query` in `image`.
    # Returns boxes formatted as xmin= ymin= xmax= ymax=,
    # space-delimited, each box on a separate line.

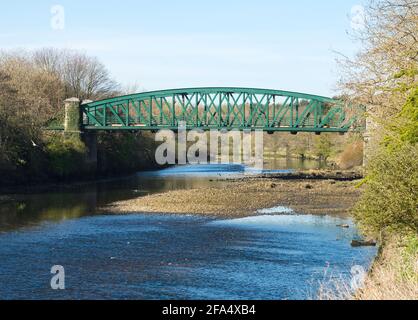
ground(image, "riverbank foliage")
xmin=318 ymin=233 xmax=418 ymax=300
xmin=46 ymin=135 xmax=89 ymax=179
xmin=263 ymin=132 xmax=363 ymax=168
xmin=338 ymin=0 xmax=417 ymax=300
xmin=357 ymin=234 xmax=418 ymax=300
xmin=0 ymin=49 xmax=160 ymax=186
xmin=354 ymin=89 xmax=418 ymax=236
xmin=338 ymin=0 xmax=417 ymax=237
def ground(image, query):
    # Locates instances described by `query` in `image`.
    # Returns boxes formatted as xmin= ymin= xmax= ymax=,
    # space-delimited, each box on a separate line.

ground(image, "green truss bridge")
xmin=60 ymin=87 xmax=365 ymax=134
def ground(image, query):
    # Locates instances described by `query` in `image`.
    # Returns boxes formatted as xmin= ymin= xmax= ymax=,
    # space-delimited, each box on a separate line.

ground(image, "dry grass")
xmin=337 ymin=141 xmax=364 ymax=170
xmin=316 ymin=267 xmax=354 ymax=300
xmin=317 ymin=236 xmax=418 ymax=300
xmin=356 ymin=236 xmax=418 ymax=300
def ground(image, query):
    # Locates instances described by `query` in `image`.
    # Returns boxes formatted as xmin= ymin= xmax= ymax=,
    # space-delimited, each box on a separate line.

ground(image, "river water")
xmin=0 ymin=161 xmax=377 ymax=300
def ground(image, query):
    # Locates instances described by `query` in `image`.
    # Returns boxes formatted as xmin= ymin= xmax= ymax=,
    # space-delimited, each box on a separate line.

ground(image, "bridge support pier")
xmin=64 ymin=98 xmax=98 ymax=174
xmin=64 ymin=98 xmax=82 ymax=138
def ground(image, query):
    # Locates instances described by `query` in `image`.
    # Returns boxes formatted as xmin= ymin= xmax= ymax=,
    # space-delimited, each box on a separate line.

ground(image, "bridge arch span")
xmin=80 ymin=87 xmax=364 ymax=133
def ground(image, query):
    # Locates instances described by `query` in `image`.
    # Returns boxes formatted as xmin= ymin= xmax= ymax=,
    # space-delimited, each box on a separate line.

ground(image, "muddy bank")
xmin=104 ymin=172 xmax=363 ymax=217
xmin=256 ymin=169 xmax=363 ymax=181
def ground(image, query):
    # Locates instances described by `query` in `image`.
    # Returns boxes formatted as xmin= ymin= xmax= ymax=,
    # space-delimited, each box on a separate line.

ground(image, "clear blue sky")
xmin=0 ymin=0 xmax=365 ymax=96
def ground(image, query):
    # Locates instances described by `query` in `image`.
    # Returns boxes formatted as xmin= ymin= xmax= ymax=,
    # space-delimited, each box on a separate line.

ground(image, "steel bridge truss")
xmin=82 ymin=88 xmax=365 ymax=133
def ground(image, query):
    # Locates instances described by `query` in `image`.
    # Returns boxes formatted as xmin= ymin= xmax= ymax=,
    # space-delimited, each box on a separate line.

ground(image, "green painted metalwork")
xmin=81 ymin=87 xmax=365 ymax=133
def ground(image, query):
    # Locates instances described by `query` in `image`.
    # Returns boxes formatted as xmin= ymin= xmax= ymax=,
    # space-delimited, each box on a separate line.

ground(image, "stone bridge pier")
xmin=64 ymin=98 xmax=98 ymax=173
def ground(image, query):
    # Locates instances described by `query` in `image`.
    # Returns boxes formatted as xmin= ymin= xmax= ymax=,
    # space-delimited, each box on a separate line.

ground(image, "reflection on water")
xmin=0 ymin=193 xmax=97 ymax=233
xmin=0 ymin=160 xmax=327 ymax=229
xmin=0 ymin=213 xmax=376 ymax=300
xmin=0 ymin=165 xmax=235 ymax=232
xmin=0 ymin=162 xmax=310 ymax=233
xmin=141 ymin=163 xmax=249 ymax=177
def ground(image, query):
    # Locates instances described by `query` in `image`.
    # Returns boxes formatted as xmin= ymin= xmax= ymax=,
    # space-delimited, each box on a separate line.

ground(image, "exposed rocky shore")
xmin=104 ymin=170 xmax=363 ymax=217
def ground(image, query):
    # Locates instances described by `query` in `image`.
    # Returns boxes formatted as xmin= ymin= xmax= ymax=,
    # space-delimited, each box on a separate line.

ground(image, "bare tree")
xmin=32 ymin=48 xmax=120 ymax=101
xmin=32 ymin=48 xmax=62 ymax=74
xmin=0 ymin=48 xmax=123 ymax=180
xmin=121 ymin=82 xmax=146 ymax=95
xmin=338 ymin=0 xmax=418 ymax=117
xmin=0 ymin=54 xmax=64 ymax=122
xmin=0 ymin=54 xmax=66 ymax=168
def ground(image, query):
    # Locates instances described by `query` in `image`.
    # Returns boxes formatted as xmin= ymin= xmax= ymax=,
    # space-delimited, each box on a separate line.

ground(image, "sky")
xmin=0 ymin=0 xmax=366 ymax=97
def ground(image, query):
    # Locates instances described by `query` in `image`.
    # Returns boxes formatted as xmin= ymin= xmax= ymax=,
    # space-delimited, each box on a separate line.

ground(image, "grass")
xmin=356 ymin=235 xmax=418 ymax=300
xmin=317 ymin=235 xmax=418 ymax=300
xmin=316 ymin=266 xmax=354 ymax=300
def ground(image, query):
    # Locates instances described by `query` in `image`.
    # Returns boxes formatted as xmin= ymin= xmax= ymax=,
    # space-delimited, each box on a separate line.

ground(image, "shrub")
xmin=46 ymin=136 xmax=87 ymax=179
xmin=314 ymin=135 xmax=333 ymax=161
xmin=354 ymin=143 xmax=418 ymax=236
xmin=390 ymin=87 xmax=418 ymax=146
xmin=354 ymin=88 xmax=418 ymax=237
xmin=337 ymin=141 xmax=364 ymax=169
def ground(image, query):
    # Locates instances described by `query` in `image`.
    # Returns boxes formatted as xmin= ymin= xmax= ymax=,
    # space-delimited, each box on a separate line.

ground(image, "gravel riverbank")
xmin=104 ymin=171 xmax=363 ymax=217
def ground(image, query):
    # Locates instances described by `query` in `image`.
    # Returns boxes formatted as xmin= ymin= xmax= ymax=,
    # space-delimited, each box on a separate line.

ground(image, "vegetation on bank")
xmin=353 ymin=89 xmax=418 ymax=300
xmin=0 ymin=49 xmax=161 ymax=187
xmin=354 ymin=89 xmax=418 ymax=237
xmin=46 ymin=134 xmax=89 ymax=179
xmin=337 ymin=0 xmax=417 ymax=300
xmin=357 ymin=234 xmax=418 ymax=300
xmin=263 ymin=132 xmax=364 ymax=169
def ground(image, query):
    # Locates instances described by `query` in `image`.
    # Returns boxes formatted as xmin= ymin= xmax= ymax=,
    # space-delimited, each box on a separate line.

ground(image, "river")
xmin=0 ymin=160 xmax=377 ymax=300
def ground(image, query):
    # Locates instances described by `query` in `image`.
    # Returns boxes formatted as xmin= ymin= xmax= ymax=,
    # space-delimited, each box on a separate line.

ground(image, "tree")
xmin=339 ymin=0 xmax=418 ymax=237
xmin=338 ymin=0 xmax=418 ymax=118
xmin=0 ymin=70 xmax=19 ymax=167
xmin=32 ymin=48 xmax=120 ymax=100
xmin=0 ymin=55 xmax=65 ymax=178
xmin=0 ymin=49 xmax=121 ymax=184
xmin=314 ymin=135 xmax=333 ymax=161
xmin=354 ymin=90 xmax=418 ymax=236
